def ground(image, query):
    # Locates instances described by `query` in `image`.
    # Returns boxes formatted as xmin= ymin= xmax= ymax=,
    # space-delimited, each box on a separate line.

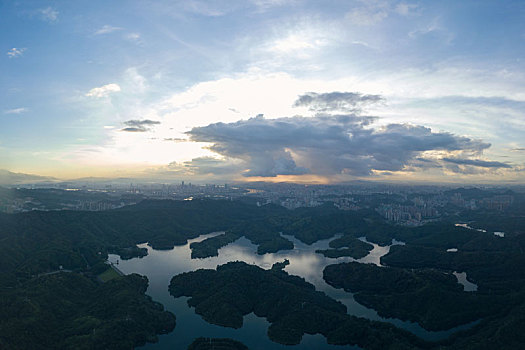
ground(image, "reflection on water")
xmin=109 ymin=233 xmax=358 ymax=350
xmin=455 ymin=223 xmax=487 ymax=233
xmin=108 ymin=232 xmax=476 ymax=349
xmin=455 ymin=223 xmax=506 ymax=238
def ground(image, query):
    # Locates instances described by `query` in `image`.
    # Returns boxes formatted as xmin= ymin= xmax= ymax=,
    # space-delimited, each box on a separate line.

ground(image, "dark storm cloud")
xmin=442 ymin=158 xmax=511 ymax=168
xmin=120 ymin=119 xmax=160 ymax=132
xmin=293 ymin=92 xmax=383 ymax=112
xmin=186 ymin=114 xmax=497 ymax=177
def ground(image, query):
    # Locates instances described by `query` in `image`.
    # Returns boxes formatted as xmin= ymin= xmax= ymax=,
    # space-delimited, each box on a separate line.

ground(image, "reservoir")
xmin=108 ymin=232 xmax=477 ymax=349
xmin=453 ymin=272 xmax=478 ymax=292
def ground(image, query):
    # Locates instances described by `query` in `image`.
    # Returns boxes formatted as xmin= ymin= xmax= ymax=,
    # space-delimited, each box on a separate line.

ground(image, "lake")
xmin=108 ymin=232 xmax=476 ymax=349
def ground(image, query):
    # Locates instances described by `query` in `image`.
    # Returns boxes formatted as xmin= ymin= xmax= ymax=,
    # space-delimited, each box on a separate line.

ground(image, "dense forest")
xmin=323 ymin=262 xmax=500 ymax=330
xmin=0 ymin=273 xmax=175 ymax=349
xmin=0 ymin=198 xmax=376 ymax=349
xmin=0 ymin=193 xmax=524 ymax=349
xmin=169 ymin=261 xmax=424 ymax=349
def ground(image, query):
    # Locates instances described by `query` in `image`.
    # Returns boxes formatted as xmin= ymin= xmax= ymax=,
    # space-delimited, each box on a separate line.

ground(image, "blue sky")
xmin=1 ymin=0 xmax=524 ymax=183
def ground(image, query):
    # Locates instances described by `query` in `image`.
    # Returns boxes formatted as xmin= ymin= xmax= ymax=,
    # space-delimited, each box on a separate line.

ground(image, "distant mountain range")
xmin=0 ymin=170 xmax=137 ymax=186
xmin=0 ymin=169 xmax=57 ymax=185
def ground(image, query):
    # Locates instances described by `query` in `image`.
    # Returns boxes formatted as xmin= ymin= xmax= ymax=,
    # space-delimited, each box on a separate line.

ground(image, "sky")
xmin=1 ymin=0 xmax=525 ymax=184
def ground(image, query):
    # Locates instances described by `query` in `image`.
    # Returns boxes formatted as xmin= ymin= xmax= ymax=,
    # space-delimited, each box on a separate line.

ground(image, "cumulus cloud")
xmin=185 ymin=112 xmax=500 ymax=178
xmin=7 ymin=48 xmax=26 ymax=58
xmin=94 ymin=25 xmax=123 ymax=35
xmin=121 ymin=119 xmax=160 ymax=132
xmin=39 ymin=7 xmax=59 ymax=22
xmin=293 ymin=92 xmax=383 ymax=112
xmin=85 ymin=83 xmax=121 ymax=98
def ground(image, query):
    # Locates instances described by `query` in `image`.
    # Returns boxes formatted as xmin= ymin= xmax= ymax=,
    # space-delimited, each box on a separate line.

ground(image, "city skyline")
xmin=2 ymin=0 xmax=525 ymax=184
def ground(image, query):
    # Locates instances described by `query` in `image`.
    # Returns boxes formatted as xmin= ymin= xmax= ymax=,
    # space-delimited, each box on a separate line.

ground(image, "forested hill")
xmin=1 ymin=196 xmax=525 ymax=349
xmin=0 ymin=198 xmax=369 ymax=349
xmin=0 ymin=199 xmax=372 ymax=284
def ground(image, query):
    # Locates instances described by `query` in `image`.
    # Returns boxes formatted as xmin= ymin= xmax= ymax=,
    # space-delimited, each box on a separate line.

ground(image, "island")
xmin=323 ymin=262 xmax=499 ymax=331
xmin=169 ymin=261 xmax=424 ymax=349
xmin=190 ymin=232 xmax=242 ymax=259
xmin=316 ymin=235 xmax=374 ymax=259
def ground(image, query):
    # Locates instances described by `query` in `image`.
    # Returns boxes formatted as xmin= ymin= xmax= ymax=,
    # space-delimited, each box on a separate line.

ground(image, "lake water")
xmin=455 ymin=223 xmax=505 ymax=238
xmin=108 ymin=232 xmax=477 ymax=349
xmin=453 ymin=272 xmax=478 ymax=292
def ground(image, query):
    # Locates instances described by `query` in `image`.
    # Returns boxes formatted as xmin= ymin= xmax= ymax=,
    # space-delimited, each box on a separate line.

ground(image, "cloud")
xmin=4 ymin=107 xmax=28 ymax=115
xmin=163 ymin=138 xmax=188 ymax=142
xmin=125 ymin=33 xmax=142 ymax=43
xmin=7 ymin=48 xmax=26 ymax=58
xmin=39 ymin=7 xmax=58 ymax=22
xmin=346 ymin=9 xmax=387 ymax=26
xmin=123 ymin=68 xmax=147 ymax=92
xmin=169 ymin=157 xmax=244 ymax=176
xmin=407 ymin=157 xmax=512 ymax=176
xmin=345 ymin=1 xmax=389 ymax=26
xmin=293 ymin=92 xmax=383 ymax=112
xmin=121 ymin=127 xmax=146 ymax=132
xmin=345 ymin=1 xmax=418 ymax=26
xmin=395 ymin=2 xmax=419 ymax=16
xmin=94 ymin=25 xmax=123 ymax=35
xmin=181 ymin=1 xmax=232 ymax=16
xmin=442 ymin=158 xmax=511 ymax=168
xmin=259 ymin=23 xmax=335 ymax=62
xmin=408 ymin=18 xmax=454 ymax=44
xmin=161 ymin=0 xmax=291 ymax=17
xmin=268 ymin=34 xmax=326 ymax=54
xmin=250 ymin=0 xmax=294 ymax=11
xmin=186 ymin=112 xmax=497 ymax=178
xmin=146 ymin=157 xmax=246 ymax=182
xmin=121 ymin=119 xmax=161 ymax=132
xmin=85 ymin=83 xmax=121 ymax=98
